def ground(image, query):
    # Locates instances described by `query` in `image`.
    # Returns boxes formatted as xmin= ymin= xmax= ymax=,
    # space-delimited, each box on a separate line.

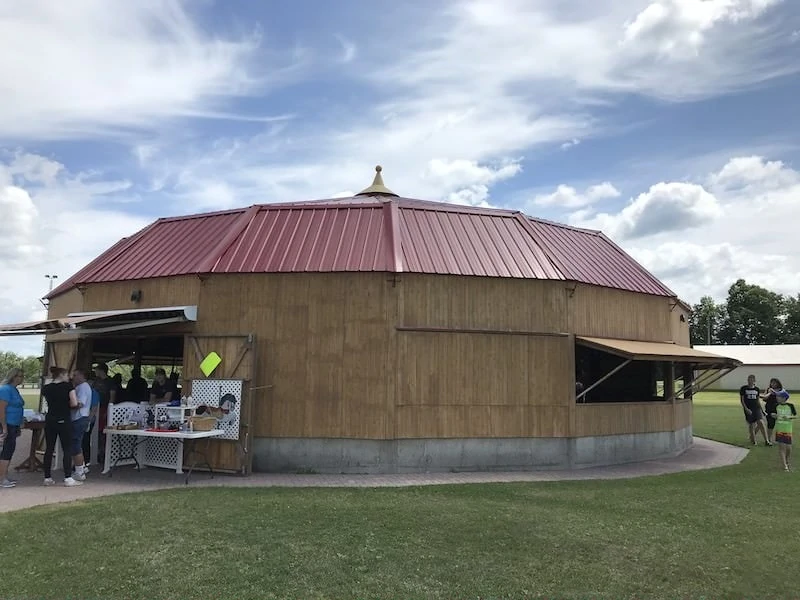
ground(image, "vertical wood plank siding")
xmin=49 ymin=273 xmax=691 ymax=440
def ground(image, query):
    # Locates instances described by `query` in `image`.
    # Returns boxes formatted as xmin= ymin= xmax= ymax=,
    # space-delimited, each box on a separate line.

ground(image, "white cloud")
xmin=707 ymin=155 xmax=799 ymax=192
xmin=574 ymin=182 xmax=723 ymax=239
xmin=424 ymin=159 xmax=522 ymax=207
xmin=0 ymin=152 xmax=149 ymax=356
xmin=533 ymin=182 xmax=620 ymax=209
xmin=127 ymin=0 xmax=797 ymax=214
xmin=621 ymin=0 xmax=780 ymax=59
xmin=567 ymin=155 xmax=800 ymax=303
xmin=628 ymin=241 xmax=794 ymax=303
xmin=0 ymin=0 xmax=284 ymax=139
xmin=561 ymin=139 xmax=581 ymax=150
xmin=372 ymin=0 xmax=795 ymax=104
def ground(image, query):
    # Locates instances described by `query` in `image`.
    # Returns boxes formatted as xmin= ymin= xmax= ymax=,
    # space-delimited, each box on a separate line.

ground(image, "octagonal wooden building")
xmin=1 ymin=167 xmax=739 ymax=474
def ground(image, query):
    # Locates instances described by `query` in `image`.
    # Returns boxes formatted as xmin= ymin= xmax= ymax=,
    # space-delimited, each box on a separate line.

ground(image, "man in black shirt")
xmin=126 ymin=368 xmax=149 ymax=403
xmin=740 ymin=374 xmax=770 ymax=446
xmin=149 ymin=368 xmax=178 ymax=405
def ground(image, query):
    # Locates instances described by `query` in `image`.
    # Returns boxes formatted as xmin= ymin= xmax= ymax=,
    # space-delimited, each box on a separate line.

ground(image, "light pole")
xmin=41 ymin=275 xmax=58 ymax=396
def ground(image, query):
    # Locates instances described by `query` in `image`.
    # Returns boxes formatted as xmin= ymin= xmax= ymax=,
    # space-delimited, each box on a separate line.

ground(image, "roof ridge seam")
xmin=511 ymin=212 xmax=567 ymax=280
xmin=199 ymin=204 xmax=262 ymax=274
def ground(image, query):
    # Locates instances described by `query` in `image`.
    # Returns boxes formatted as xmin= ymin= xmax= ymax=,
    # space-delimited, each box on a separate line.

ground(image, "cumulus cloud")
xmin=0 ymin=152 xmax=150 ymax=355
xmin=424 ymin=159 xmax=522 ymax=207
xmin=126 ymin=0 xmax=797 ymax=212
xmin=707 ymin=155 xmax=800 ymax=192
xmin=621 ymin=0 xmax=781 ymax=59
xmin=565 ymin=155 xmax=800 ymax=303
xmin=575 ymin=182 xmax=723 ymax=239
xmin=533 ymin=182 xmax=620 ymax=209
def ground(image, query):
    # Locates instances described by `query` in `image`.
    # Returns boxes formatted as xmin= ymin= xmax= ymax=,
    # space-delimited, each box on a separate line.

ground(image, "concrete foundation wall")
xmin=252 ymin=427 xmax=694 ymax=474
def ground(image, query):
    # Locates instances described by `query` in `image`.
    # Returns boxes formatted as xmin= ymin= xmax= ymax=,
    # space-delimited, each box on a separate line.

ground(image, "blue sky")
xmin=2 ymin=0 xmax=800 ymax=356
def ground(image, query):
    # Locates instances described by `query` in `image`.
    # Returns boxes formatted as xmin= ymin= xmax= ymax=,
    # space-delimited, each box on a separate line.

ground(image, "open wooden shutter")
xmin=184 ymin=334 xmax=257 ymax=475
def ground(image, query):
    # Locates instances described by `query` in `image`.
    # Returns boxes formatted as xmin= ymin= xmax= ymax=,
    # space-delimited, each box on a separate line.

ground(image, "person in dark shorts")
xmin=740 ymin=374 xmax=770 ymax=446
xmin=761 ymin=378 xmax=783 ymax=445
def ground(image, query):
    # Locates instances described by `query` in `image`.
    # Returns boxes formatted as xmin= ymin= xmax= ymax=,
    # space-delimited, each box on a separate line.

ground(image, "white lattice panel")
xmin=188 ymin=379 xmax=242 ymax=441
xmin=144 ymin=437 xmax=181 ymax=470
xmin=108 ymin=403 xmax=147 ymax=468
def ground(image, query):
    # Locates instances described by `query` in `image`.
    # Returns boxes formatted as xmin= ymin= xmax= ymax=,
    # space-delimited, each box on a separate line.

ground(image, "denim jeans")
xmin=71 ymin=417 xmax=89 ymax=456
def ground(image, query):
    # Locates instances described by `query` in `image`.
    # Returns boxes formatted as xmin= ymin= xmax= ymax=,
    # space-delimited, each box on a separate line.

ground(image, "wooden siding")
xmin=400 ymin=274 xmax=568 ymax=332
xmin=193 ymin=273 xmax=396 ymax=440
xmin=46 ymin=288 xmax=84 ymax=318
xmin=675 ymin=399 xmax=692 ymax=430
xmin=570 ymin=284 xmax=672 ymax=341
xmin=395 ymin=331 xmax=571 ymax=437
xmin=670 ymin=305 xmax=691 ymax=345
xmin=51 ymin=271 xmax=691 ymax=441
xmin=574 ymin=402 xmax=674 ymax=437
xmin=183 ymin=334 xmax=256 ymax=474
xmin=79 ymin=276 xmax=201 ymax=312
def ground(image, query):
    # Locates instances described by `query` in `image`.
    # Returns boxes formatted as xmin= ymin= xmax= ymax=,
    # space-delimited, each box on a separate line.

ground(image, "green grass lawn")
xmin=21 ymin=389 xmax=39 ymax=410
xmin=1 ymin=392 xmax=796 ymax=599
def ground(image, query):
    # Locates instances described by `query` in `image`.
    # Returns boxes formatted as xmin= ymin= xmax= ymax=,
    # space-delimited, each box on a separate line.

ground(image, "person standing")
xmin=149 ymin=368 xmax=178 ymax=405
xmin=761 ymin=378 xmax=783 ymax=445
xmin=0 ymin=367 xmax=25 ymax=488
xmin=740 ymin=375 xmax=770 ymax=446
xmin=81 ymin=384 xmax=100 ymax=469
xmin=766 ymin=384 xmax=795 ymax=471
xmin=42 ymin=367 xmax=83 ymax=486
xmin=70 ymin=369 xmax=92 ymax=481
xmin=92 ymin=363 xmax=116 ymax=463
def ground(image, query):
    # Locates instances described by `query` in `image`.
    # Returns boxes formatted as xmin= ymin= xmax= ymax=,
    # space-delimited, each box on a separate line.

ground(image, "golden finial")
xmin=356 ymin=165 xmax=398 ymax=196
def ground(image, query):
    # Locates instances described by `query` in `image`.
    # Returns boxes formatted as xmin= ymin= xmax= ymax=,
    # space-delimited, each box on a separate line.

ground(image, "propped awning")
xmin=0 ymin=318 xmax=65 ymax=335
xmin=0 ymin=306 xmax=198 ymax=336
xmin=576 ymin=336 xmax=741 ymax=366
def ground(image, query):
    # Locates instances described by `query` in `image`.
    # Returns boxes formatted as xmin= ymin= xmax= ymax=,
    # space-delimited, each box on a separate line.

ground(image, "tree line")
xmin=689 ymin=279 xmax=800 ymax=346
xmin=0 ymin=352 xmax=176 ymax=386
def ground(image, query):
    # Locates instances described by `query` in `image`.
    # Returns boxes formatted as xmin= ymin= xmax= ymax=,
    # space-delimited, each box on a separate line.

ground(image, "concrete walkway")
xmin=0 ymin=435 xmax=747 ymax=514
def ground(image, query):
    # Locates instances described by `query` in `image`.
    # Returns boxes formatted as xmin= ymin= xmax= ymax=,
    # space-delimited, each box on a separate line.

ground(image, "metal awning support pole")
xmin=671 ymin=365 xmax=736 ymax=400
xmin=689 ymin=366 xmax=737 ymax=395
xmin=669 ymin=366 xmax=716 ymax=401
xmin=670 ymin=367 xmax=719 ymax=400
xmin=576 ymin=359 xmax=633 ymax=403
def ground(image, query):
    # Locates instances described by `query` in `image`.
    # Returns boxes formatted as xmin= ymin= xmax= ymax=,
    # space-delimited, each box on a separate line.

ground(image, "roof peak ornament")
xmin=356 ymin=165 xmax=398 ymax=197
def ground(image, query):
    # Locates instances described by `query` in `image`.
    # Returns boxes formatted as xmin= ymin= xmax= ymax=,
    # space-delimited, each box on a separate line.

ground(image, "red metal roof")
xmin=46 ymin=195 xmax=675 ymax=299
xmin=524 ymin=217 xmax=674 ymax=297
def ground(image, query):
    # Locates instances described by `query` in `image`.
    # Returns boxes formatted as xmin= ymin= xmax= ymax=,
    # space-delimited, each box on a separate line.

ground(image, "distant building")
xmin=694 ymin=345 xmax=800 ymax=391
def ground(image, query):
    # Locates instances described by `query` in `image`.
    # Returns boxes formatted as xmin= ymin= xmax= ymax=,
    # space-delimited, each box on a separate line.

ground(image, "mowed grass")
xmin=1 ymin=392 xmax=797 ymax=600
xmin=21 ymin=390 xmax=39 ymax=410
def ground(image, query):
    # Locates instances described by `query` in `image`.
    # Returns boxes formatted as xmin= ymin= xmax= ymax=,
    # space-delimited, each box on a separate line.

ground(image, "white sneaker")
xmin=63 ymin=477 xmax=83 ymax=487
xmin=83 ymin=465 xmax=90 ymax=474
xmin=73 ymin=470 xmax=86 ymax=481
xmin=43 ymin=478 xmax=56 ymax=486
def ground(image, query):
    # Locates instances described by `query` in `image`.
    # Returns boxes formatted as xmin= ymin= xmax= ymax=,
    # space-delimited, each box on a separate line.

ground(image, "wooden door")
xmin=184 ymin=334 xmax=256 ymax=475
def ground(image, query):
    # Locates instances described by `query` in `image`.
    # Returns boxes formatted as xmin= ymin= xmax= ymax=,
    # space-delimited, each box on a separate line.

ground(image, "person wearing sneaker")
xmin=0 ymin=367 xmax=26 ymax=489
xmin=42 ymin=367 xmax=83 ymax=487
xmin=69 ymin=369 xmax=92 ymax=481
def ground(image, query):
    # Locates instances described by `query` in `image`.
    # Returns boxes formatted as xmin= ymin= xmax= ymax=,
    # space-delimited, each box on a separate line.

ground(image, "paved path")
xmin=0 ymin=433 xmax=747 ymax=514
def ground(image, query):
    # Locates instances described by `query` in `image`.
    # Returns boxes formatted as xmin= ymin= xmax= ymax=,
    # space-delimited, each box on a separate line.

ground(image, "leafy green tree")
xmin=21 ymin=356 xmax=42 ymax=385
xmin=689 ymin=296 xmax=727 ymax=345
xmin=783 ymin=294 xmax=800 ymax=343
xmin=718 ymin=279 xmax=785 ymax=344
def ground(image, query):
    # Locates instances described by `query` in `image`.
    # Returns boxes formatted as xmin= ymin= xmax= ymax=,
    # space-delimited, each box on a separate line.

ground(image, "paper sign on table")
xmin=199 ymin=351 xmax=222 ymax=376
